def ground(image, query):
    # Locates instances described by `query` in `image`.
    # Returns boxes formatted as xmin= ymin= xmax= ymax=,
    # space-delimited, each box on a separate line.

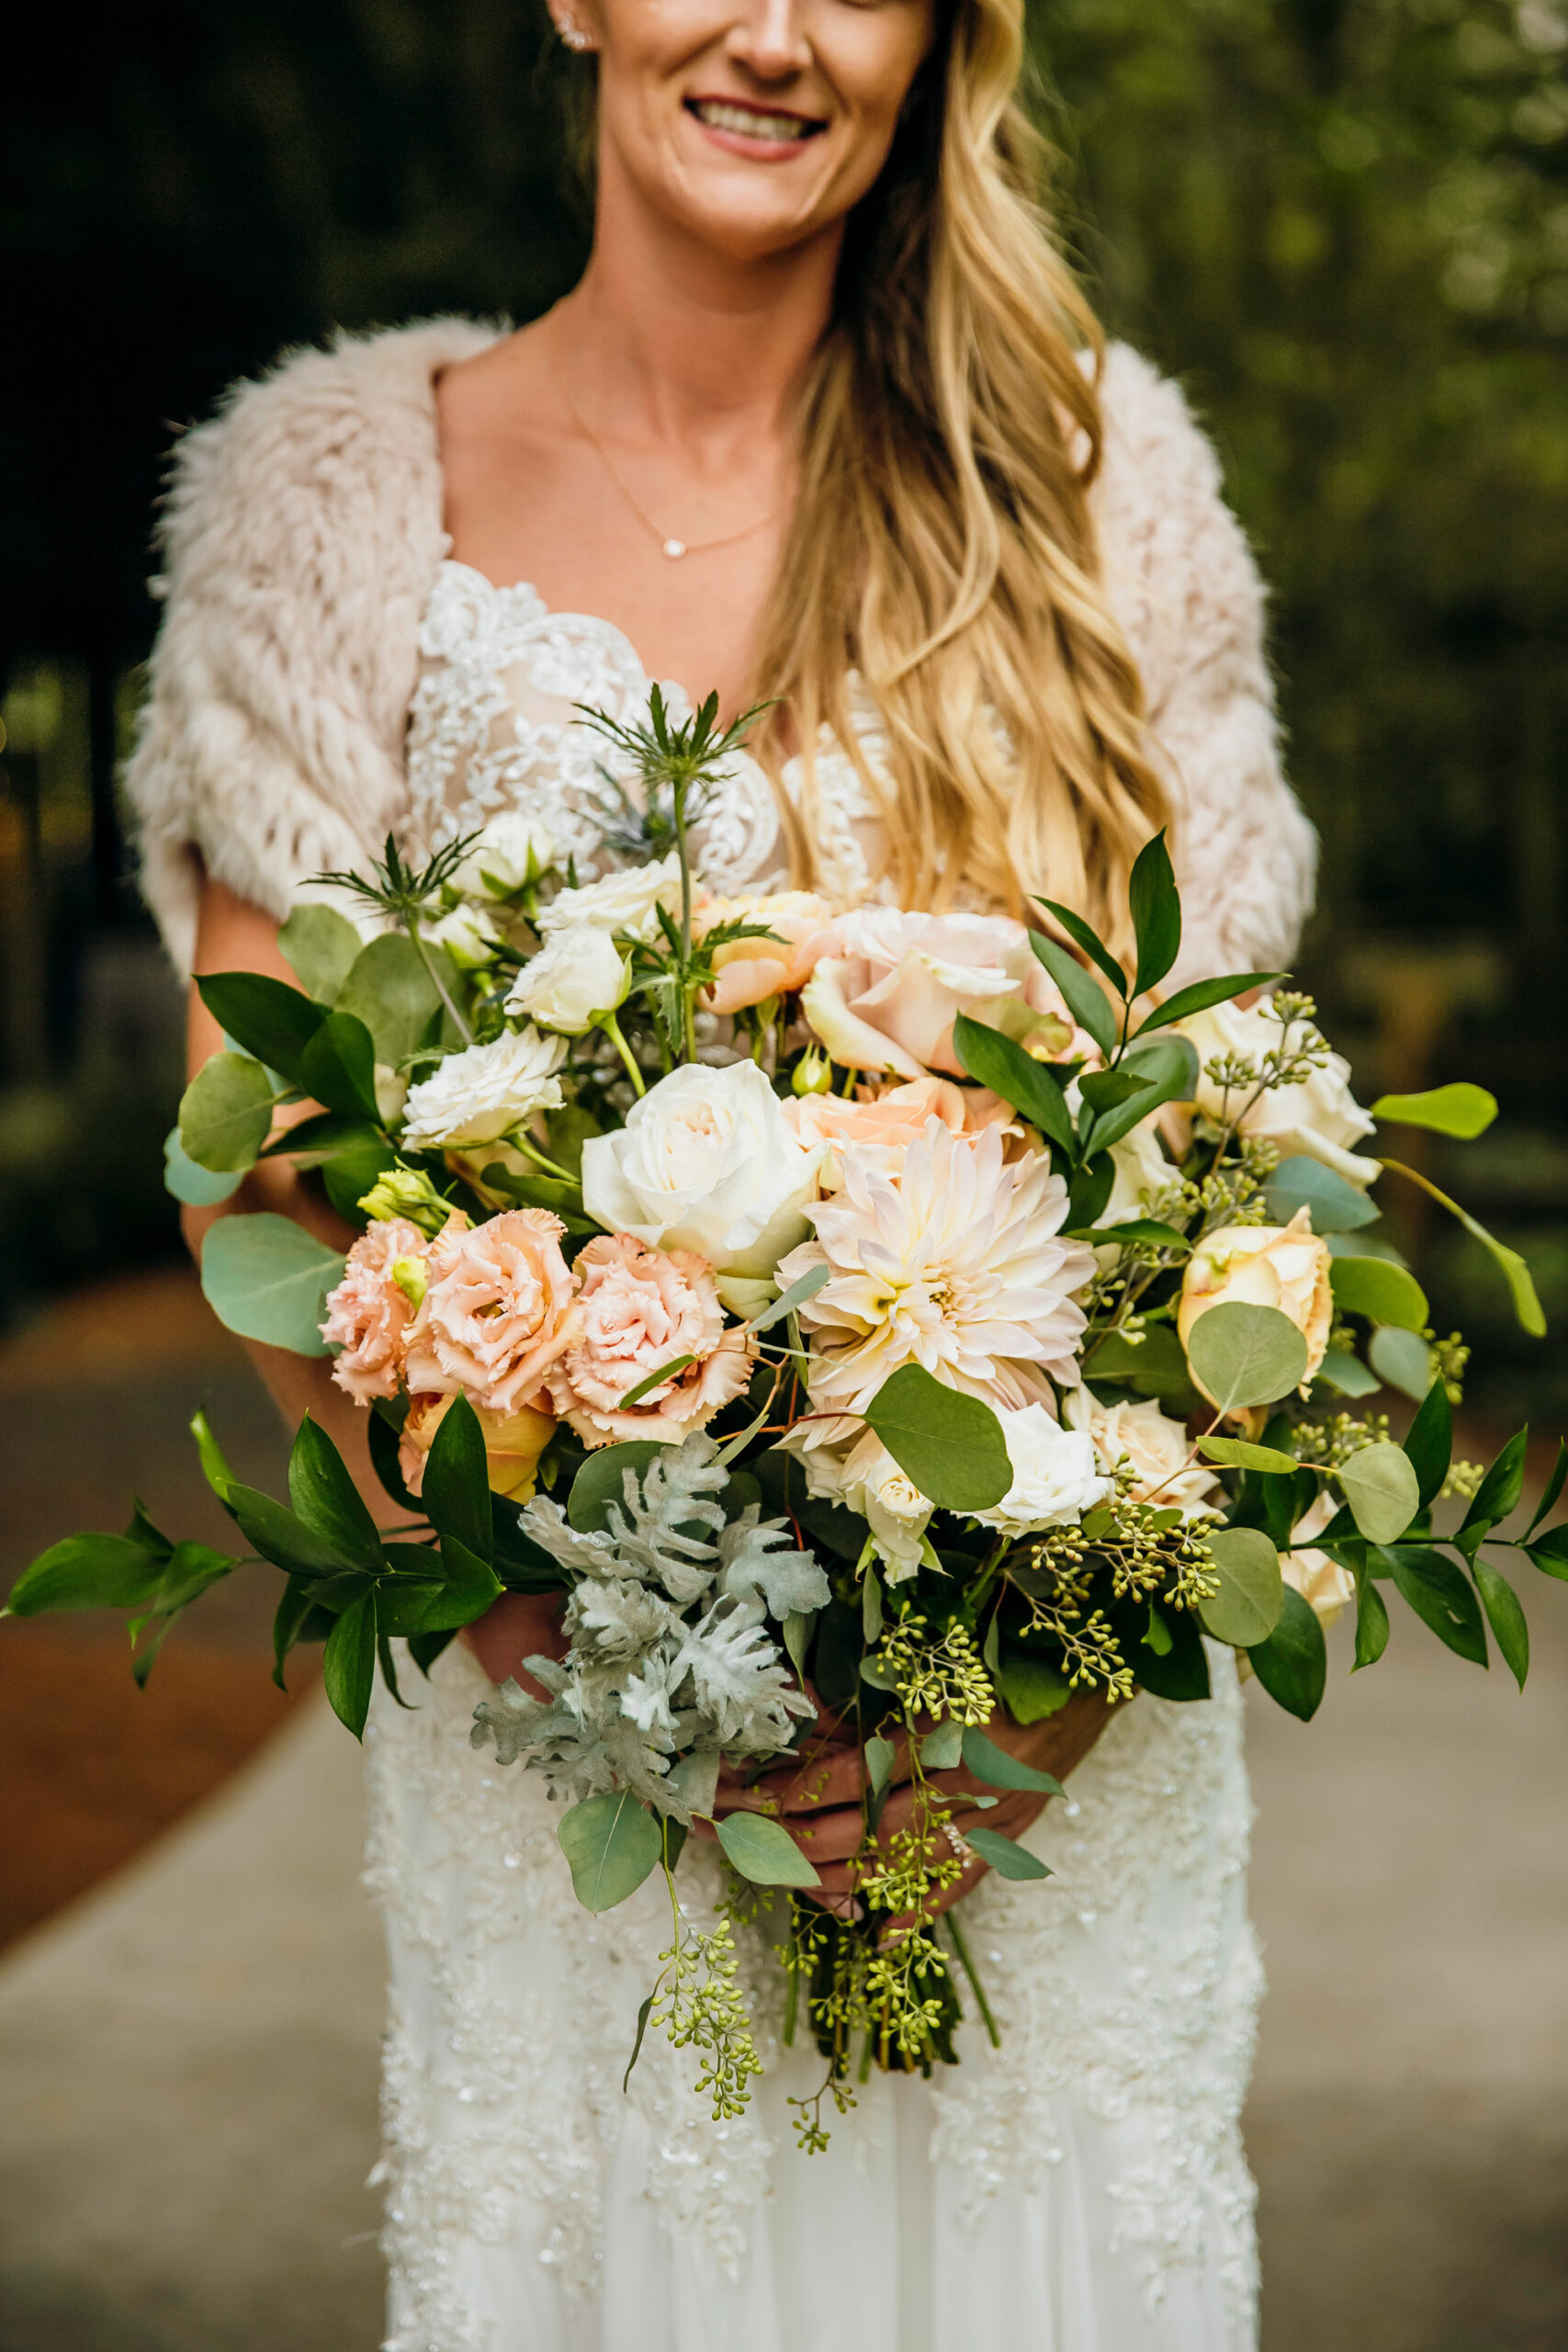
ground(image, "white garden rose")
xmin=1282 ymin=1491 xmax=1356 ymax=1629
xmin=1063 ymin=1386 xmax=1220 ymax=1518
xmin=971 ymin=1404 xmax=1112 ymax=1538
xmin=536 ymin=851 xmax=682 ymax=944
xmin=505 ymin=924 xmax=628 ymax=1034
xmin=580 ymin=1059 xmax=822 ymax=1277
xmin=425 ymin=903 xmax=502 ymax=970
xmin=1102 ymin=1116 xmax=1172 ymax=1226
xmin=446 ymin=812 xmax=557 ymax=899
xmin=399 ymin=1026 xmax=568 ymax=1150
xmin=785 ymin=1427 xmax=933 ymax=1582
xmin=1178 ymin=995 xmax=1377 ymax=1185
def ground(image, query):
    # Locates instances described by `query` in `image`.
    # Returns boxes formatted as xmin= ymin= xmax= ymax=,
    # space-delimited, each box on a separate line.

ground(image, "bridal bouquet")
xmin=12 ymin=691 xmax=1564 ymax=2145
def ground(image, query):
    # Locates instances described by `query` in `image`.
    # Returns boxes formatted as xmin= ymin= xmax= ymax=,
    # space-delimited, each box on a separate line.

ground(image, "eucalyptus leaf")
xmin=1314 ymin=1347 xmax=1382 ymax=1398
xmin=964 ymin=1826 xmax=1052 ymax=1881
xmin=335 ymin=933 xmax=443 ymax=1066
xmin=1329 ymin=1255 xmax=1429 ymax=1332
xmin=863 ymin=1362 xmax=1012 ymax=1513
xmin=558 ymin=1791 xmax=663 ymax=1910
xmin=919 ymin=1719 xmax=964 ymax=1770
xmin=1264 ymin=1154 xmax=1381 ymax=1233
xmin=1199 ymin=1524 xmax=1285 ymax=1646
xmin=617 ymin=1354 xmax=696 ymax=1409
xmin=178 ymin=1052 xmax=275 ymax=1172
xmin=199 ymin=1213 xmax=344 ymax=1354
xmin=715 ymin=1811 xmax=821 ymax=1887
xmin=1185 ymin=1301 xmax=1309 ymax=1411
xmin=1368 ymin=1324 xmax=1434 ymax=1401
xmin=1198 ymin=1435 xmax=1301 ymax=1475
xmin=866 ymin=1734 xmax=897 ymax=1792
xmin=745 ymin=1263 xmax=831 ymax=1336
xmin=998 ymin=1650 xmax=1071 ymax=1723
xmin=1371 ymin=1082 xmax=1497 ymax=1138
xmin=164 ymin=1124 xmax=245 ymax=1204
xmin=568 ymin=1441 xmax=673 ymax=1535
xmin=1338 ymin=1442 xmax=1421 ymax=1544
xmin=961 ymin=1724 xmax=1065 ymax=1794
xmin=1247 ymin=1584 xmax=1327 ymax=1720
xmin=277 ymin=902 xmax=364 ymax=1001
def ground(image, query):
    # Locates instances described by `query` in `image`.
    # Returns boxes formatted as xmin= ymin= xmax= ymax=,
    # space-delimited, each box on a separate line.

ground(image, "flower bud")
xmin=792 ymin=1044 xmax=833 ymax=1097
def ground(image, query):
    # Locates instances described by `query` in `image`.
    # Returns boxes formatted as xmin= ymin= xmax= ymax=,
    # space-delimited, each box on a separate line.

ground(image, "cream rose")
xmin=1178 ymin=1208 xmax=1334 ymax=1399
xmin=1178 ymin=996 xmax=1378 ymax=1186
xmin=1281 ymin=1492 xmax=1356 ymax=1629
xmin=546 ymin=1232 xmax=756 ymax=1448
xmin=800 ymin=907 xmax=1051 ymax=1080
xmin=404 ymin=1206 xmax=581 ymax=1414
xmin=399 ymin=1390 xmax=557 ymax=1501
xmin=536 ymin=851 xmax=682 ymax=943
xmin=446 ymin=812 xmax=557 ymax=899
xmin=580 ymin=1059 xmax=822 ymax=1278
xmin=505 ymin=923 xmax=628 ymax=1034
xmin=971 ymin=1404 xmax=1112 ymax=1538
xmin=320 ymin=1216 xmax=425 ymax=1404
xmin=694 ymin=889 xmax=833 ymax=1016
xmin=399 ymin=1027 xmax=567 ymax=1150
xmin=1063 ymin=1387 xmax=1220 ymax=1518
xmin=781 ymin=1074 xmax=1012 ymax=1190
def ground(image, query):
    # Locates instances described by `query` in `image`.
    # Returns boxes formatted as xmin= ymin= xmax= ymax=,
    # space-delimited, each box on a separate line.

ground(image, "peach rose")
xmin=799 ymin=907 xmax=1089 ymax=1080
xmin=694 ymin=889 xmax=833 ymax=1015
xmin=782 ymin=1075 xmax=1013 ymax=1188
xmin=404 ymin=1207 xmax=581 ymax=1414
xmin=1064 ymin=1386 xmax=1221 ymax=1519
xmin=321 ymin=1216 xmax=426 ymax=1404
xmin=399 ymin=1391 xmax=557 ymax=1502
xmin=1178 ymin=1208 xmax=1334 ymax=1402
xmin=546 ymin=1232 xmax=756 ymax=1448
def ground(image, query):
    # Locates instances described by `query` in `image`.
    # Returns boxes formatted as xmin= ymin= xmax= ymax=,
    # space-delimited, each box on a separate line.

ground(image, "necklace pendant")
xmin=661 ymin=537 xmax=687 ymax=560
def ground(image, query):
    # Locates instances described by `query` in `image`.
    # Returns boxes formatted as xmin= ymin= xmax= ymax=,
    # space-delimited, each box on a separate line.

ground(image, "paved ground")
xmin=2 ymin=1272 xmax=1565 ymax=2349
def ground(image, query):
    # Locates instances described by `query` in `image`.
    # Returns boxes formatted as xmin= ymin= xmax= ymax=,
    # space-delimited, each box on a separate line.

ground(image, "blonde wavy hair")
xmin=749 ymin=0 xmax=1168 ymax=940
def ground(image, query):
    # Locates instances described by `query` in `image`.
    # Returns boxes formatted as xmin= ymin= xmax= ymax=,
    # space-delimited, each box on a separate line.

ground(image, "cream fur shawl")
xmin=127 ymin=317 xmax=1314 ymax=978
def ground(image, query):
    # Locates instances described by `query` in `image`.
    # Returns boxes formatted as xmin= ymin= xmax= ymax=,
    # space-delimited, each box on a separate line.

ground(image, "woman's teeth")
xmin=690 ymin=100 xmax=818 ymax=143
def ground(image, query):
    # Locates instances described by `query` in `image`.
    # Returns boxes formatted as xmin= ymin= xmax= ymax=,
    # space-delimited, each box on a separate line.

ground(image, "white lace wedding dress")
xmin=363 ymin=561 xmax=1268 ymax=2352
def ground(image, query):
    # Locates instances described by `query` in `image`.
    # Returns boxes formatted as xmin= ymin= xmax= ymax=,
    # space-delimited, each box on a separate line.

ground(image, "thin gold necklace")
xmin=555 ymin=365 xmax=780 ymax=562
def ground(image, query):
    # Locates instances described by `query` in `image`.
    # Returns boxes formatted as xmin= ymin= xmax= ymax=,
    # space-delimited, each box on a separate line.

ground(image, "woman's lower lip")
xmin=687 ymin=112 xmax=823 ymax=164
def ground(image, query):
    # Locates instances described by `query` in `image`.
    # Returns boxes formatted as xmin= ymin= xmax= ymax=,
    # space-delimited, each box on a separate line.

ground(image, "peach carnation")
xmin=321 ymin=1216 xmax=426 ymax=1405
xmin=547 ymin=1232 xmax=756 ymax=1448
xmin=404 ymin=1207 xmax=580 ymax=1415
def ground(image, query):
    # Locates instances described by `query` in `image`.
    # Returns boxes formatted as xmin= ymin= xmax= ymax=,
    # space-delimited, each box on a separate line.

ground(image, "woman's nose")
xmin=725 ymin=0 xmax=813 ymax=82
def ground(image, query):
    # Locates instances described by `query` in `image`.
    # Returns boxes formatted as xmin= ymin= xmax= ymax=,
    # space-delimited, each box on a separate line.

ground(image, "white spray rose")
xmin=425 ymin=903 xmax=502 ymax=970
xmin=446 ymin=812 xmax=557 ymax=899
xmin=971 ymin=1404 xmax=1112 ymax=1538
xmin=506 ymin=924 xmax=628 ymax=1034
xmin=537 ymin=851 xmax=683 ymax=944
xmin=581 ymin=1059 xmax=822 ymax=1277
xmin=1179 ymin=995 xmax=1377 ymax=1186
xmin=400 ymin=1026 xmax=567 ymax=1150
xmin=1063 ymin=1386 xmax=1220 ymax=1519
xmin=786 ymin=1427 xmax=933 ymax=1583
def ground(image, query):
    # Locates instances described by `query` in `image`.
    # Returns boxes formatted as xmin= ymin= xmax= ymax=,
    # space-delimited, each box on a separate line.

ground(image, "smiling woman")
xmin=119 ymin=0 xmax=1314 ymax=2337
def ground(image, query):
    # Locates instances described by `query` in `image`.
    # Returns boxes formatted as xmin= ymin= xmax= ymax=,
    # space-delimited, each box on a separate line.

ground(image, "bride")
xmin=131 ymin=0 xmax=1314 ymax=2341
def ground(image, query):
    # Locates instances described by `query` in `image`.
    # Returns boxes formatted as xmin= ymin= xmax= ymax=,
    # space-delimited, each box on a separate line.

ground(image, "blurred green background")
xmin=4 ymin=0 xmax=1566 ymax=1413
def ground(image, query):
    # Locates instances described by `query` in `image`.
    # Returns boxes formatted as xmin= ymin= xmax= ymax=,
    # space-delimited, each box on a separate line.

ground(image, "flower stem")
xmin=943 ymin=1907 xmax=1001 ymax=2049
xmin=598 ymin=1008 xmax=647 ymax=1097
xmin=406 ymin=913 xmax=475 ymax=1048
xmin=672 ymin=775 xmax=699 ymax=1064
xmin=510 ymin=1129 xmax=578 ymax=1185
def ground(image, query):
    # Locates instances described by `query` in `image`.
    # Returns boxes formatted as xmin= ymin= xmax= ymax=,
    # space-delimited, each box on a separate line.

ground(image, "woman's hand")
xmin=696 ymin=1688 xmax=1115 ymax=1919
xmin=463 ymin=1591 xmax=570 ymax=1697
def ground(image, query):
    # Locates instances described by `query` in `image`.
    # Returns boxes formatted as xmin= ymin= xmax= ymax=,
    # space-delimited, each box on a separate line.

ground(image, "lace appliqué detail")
xmin=930 ymin=1647 xmax=1260 ymax=2335
xmin=404 ymin=563 xmax=781 ymax=894
xmin=364 ymin=1641 xmax=777 ymax=2346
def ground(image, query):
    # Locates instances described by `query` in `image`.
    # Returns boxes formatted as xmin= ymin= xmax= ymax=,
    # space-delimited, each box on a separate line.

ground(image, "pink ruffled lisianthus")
xmin=547 ymin=1232 xmax=756 ymax=1448
xmin=321 ymin=1216 xmax=426 ymax=1404
xmin=404 ymin=1207 xmax=580 ymax=1415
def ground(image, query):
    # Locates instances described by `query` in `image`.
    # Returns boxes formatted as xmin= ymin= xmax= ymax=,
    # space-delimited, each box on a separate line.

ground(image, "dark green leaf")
xmin=952 ymin=1012 xmax=1074 ymax=1155
xmin=416 ymin=1535 xmax=503 ymax=1631
xmin=373 ymin=1579 xmax=446 ymax=1636
xmin=1386 ymin=1545 xmax=1488 ymax=1665
xmin=1403 ymin=1378 xmax=1453 ymax=1508
xmin=152 ymin=1541 xmax=237 ymax=1614
xmin=420 ymin=1395 xmax=494 ymax=1564
xmin=196 ymin=970 xmax=326 ymax=1081
xmin=124 ymin=1499 xmax=175 ymax=1558
xmin=1526 ymin=1439 xmax=1568 ymax=1539
xmin=1199 ymin=1524 xmax=1285 ymax=1645
xmin=1128 ymin=828 xmax=1181 ymax=997
xmin=367 ymin=1408 xmax=423 ymax=1513
xmin=1032 ymin=897 xmax=1127 ymax=997
xmin=1083 ymin=1036 xmax=1201 ymax=1154
xmin=1472 ymin=1560 xmax=1529 ymax=1690
xmin=322 ymin=1589 xmax=378 ymax=1737
xmin=408 ymin=1627 xmax=459 ymax=1676
xmin=1124 ymin=1599 xmax=1212 ymax=1699
xmin=227 ymin=1484 xmax=349 ymax=1577
xmin=1064 ymin=1154 xmax=1115 ymax=1232
xmin=1186 ymin=1301 xmax=1309 ymax=1411
xmin=1134 ymin=970 xmax=1286 ymax=1035
xmin=1328 ymin=1256 xmax=1430 ymax=1332
xmin=1370 ymin=1083 xmax=1497 ymax=1139
xmin=6 ymin=1533 xmax=165 ymax=1616
xmin=715 ymin=1811 xmax=822 ymax=1887
xmin=178 ymin=1051 xmax=276 ymax=1173
xmin=200 ymin=1214 xmax=344 ymax=1355
xmin=1527 ymin=1532 xmax=1568 ymax=1582
xmin=288 ymin=1415 xmax=384 ymax=1573
xmin=271 ymin=1578 xmax=316 ymax=1690
xmin=321 ymin=1136 xmax=400 ymax=1227
xmin=1247 ymin=1584 xmax=1327 ymax=1720
xmin=1352 ymin=1571 xmax=1390 ymax=1670
xmin=1078 ymin=1068 xmax=1149 ymax=1112
xmin=961 ymin=1724 xmax=1064 ymax=1794
xmin=299 ymin=1010 xmax=381 ymax=1123
xmin=1028 ymin=931 xmax=1118 ymax=1057
xmin=863 ymin=1362 xmax=1012 ymax=1513
xmin=963 ymin=1826 xmax=1052 ymax=1881
xmin=1264 ymin=1155 xmax=1381 ymax=1233
xmin=1458 ymin=1427 xmax=1529 ymax=1550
